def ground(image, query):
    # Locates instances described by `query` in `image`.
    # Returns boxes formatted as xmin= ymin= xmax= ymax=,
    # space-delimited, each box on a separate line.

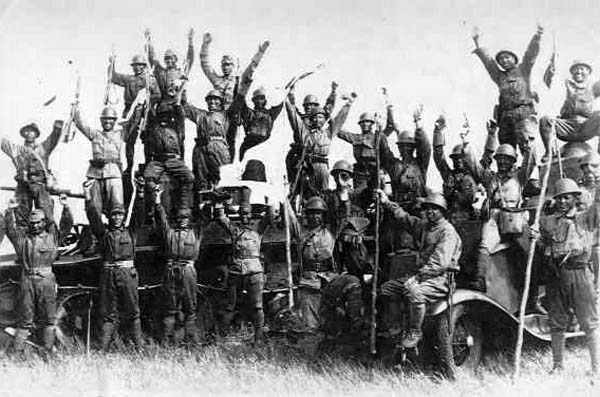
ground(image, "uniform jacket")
xmin=388 ymin=127 xmax=431 ymax=204
xmin=111 ymin=70 xmax=160 ymax=113
xmin=559 ymin=78 xmax=600 ymax=120
xmin=148 ymin=41 xmax=194 ymax=98
xmin=155 ymin=203 xmax=200 ymax=263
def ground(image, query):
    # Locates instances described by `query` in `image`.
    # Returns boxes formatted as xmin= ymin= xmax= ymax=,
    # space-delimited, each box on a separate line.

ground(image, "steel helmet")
xmin=205 ymin=89 xmax=224 ymax=102
xmin=495 ymin=49 xmax=519 ymax=65
xmin=397 ymin=130 xmax=415 ymax=145
xmin=553 ymin=178 xmax=582 ymax=199
xmin=163 ymin=49 xmax=177 ymax=59
xmin=19 ymin=123 xmax=41 ymax=138
xmin=493 ymin=144 xmax=517 ymax=161
xmin=579 ymin=152 xmax=600 ymax=168
xmin=110 ymin=205 xmax=125 ymax=215
xmin=303 ymin=94 xmax=319 ymax=106
xmin=421 ymin=192 xmax=447 ymax=211
xmin=570 ymin=60 xmax=592 ymax=74
xmin=358 ymin=112 xmax=375 ymax=124
xmin=252 ymin=87 xmax=266 ymax=99
xmin=449 ymin=144 xmax=465 ymax=158
xmin=331 ymin=159 xmax=353 ymax=175
xmin=304 ymin=196 xmax=328 ymax=212
xmin=221 ymin=54 xmax=235 ymax=65
xmin=308 ymin=106 xmax=327 ymax=117
xmin=100 ymin=106 xmax=118 ymax=119
xmin=130 ymin=54 xmax=147 ymax=65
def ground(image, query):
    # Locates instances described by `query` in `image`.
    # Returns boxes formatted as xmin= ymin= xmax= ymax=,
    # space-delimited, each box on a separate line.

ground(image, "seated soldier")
xmin=377 ymin=190 xmax=462 ymax=348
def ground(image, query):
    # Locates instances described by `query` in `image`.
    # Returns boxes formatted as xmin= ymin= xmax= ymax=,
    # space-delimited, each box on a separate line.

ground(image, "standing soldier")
xmin=199 ymin=32 xmax=270 ymax=108
xmin=73 ymin=104 xmax=125 ymax=217
xmin=234 ymin=87 xmax=284 ymax=161
xmin=288 ymin=81 xmax=338 ymax=127
xmin=5 ymin=204 xmax=60 ymax=354
xmin=377 ymin=190 xmax=462 ymax=348
xmin=83 ymin=180 xmax=143 ymax=350
xmin=578 ymin=153 xmax=600 ymax=295
xmin=532 ymin=178 xmax=599 ymax=374
xmin=471 ymin=24 xmax=543 ymax=155
xmin=1 ymin=120 xmax=63 ymax=221
xmin=539 ymin=60 xmax=600 ymax=160
xmin=152 ymin=187 xmax=200 ymax=344
xmin=284 ymin=92 xmax=354 ymax=198
xmin=146 ymin=28 xmax=195 ymax=102
xmin=216 ymin=187 xmax=271 ymax=344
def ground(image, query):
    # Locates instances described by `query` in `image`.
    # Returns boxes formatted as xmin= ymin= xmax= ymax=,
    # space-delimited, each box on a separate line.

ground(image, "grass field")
xmin=0 ymin=339 xmax=598 ymax=397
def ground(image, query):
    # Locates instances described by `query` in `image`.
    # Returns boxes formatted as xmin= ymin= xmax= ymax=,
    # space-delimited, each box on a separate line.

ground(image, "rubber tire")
xmin=54 ymin=292 xmax=95 ymax=351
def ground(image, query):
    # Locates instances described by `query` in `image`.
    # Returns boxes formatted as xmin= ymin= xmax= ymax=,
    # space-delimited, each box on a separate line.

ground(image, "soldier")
xmin=146 ymin=28 xmax=195 ymax=102
xmin=1 ymin=120 xmax=63 ymax=221
xmin=578 ymin=153 xmax=600 ymax=294
xmin=184 ymin=90 xmax=235 ymax=191
xmin=288 ymin=81 xmax=338 ymax=127
xmin=377 ymin=191 xmax=462 ymax=348
xmin=200 ymin=32 xmax=270 ymax=108
xmin=73 ymin=105 xmax=125 ymax=217
xmin=337 ymin=106 xmax=395 ymax=194
xmin=152 ymin=187 xmax=200 ymax=344
xmin=144 ymin=102 xmax=194 ymax=217
xmin=4 ymin=204 xmax=60 ymax=354
xmin=540 ymin=61 xmax=600 ymax=159
xmin=83 ymin=180 xmax=143 ymax=350
xmin=284 ymin=93 xmax=354 ymax=198
xmin=234 ymin=87 xmax=284 ymax=161
xmin=432 ymin=115 xmax=483 ymax=222
xmin=531 ymin=178 xmax=599 ymax=374
xmin=388 ymin=105 xmax=431 ymax=210
xmin=216 ymin=187 xmax=271 ymax=343
xmin=471 ymin=24 xmax=543 ymax=154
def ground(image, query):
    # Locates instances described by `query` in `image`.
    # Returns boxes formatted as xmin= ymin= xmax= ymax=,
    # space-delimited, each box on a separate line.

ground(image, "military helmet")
xmin=579 ymin=152 xmax=600 ymax=167
xmin=110 ymin=205 xmax=125 ymax=215
xmin=29 ymin=209 xmax=45 ymax=223
xmin=163 ymin=49 xmax=177 ymax=59
xmin=221 ymin=54 xmax=235 ymax=65
xmin=303 ymin=94 xmax=319 ymax=106
xmin=308 ymin=106 xmax=327 ymax=117
xmin=331 ymin=159 xmax=353 ymax=175
xmin=495 ymin=49 xmax=519 ymax=65
xmin=100 ymin=106 xmax=118 ymax=119
xmin=304 ymin=196 xmax=328 ymax=212
xmin=358 ymin=112 xmax=375 ymax=124
xmin=553 ymin=178 xmax=582 ymax=199
xmin=205 ymin=89 xmax=224 ymax=102
xmin=130 ymin=54 xmax=147 ymax=65
xmin=494 ymin=144 xmax=517 ymax=161
xmin=397 ymin=130 xmax=415 ymax=145
xmin=19 ymin=123 xmax=41 ymax=138
xmin=449 ymin=144 xmax=465 ymax=158
xmin=242 ymin=159 xmax=267 ymax=182
xmin=420 ymin=192 xmax=447 ymax=211
xmin=252 ymin=87 xmax=266 ymax=99
xmin=570 ymin=60 xmax=592 ymax=75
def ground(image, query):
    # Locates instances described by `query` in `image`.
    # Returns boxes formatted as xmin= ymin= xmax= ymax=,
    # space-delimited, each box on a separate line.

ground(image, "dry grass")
xmin=0 ymin=341 xmax=598 ymax=397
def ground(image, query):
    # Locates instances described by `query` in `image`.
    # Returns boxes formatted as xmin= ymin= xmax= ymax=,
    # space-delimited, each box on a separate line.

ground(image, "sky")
xmin=1 ymin=0 xmax=600 ymax=245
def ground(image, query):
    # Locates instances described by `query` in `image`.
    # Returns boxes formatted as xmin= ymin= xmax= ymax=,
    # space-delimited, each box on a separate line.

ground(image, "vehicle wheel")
xmin=54 ymin=292 xmax=96 ymax=351
xmin=435 ymin=303 xmax=483 ymax=377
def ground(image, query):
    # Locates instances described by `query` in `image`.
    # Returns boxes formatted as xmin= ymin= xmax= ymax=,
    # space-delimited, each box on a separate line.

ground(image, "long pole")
xmin=513 ymin=134 xmax=554 ymax=379
xmin=370 ymin=113 xmax=382 ymax=355
xmin=283 ymin=177 xmax=295 ymax=310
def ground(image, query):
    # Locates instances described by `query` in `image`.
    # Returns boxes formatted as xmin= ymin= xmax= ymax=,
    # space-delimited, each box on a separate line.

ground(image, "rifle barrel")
xmin=0 ymin=186 xmax=84 ymax=199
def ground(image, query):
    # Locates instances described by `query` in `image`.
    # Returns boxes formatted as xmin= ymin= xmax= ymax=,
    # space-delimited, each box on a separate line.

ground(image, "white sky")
xmin=1 ymin=0 xmax=600 ymax=242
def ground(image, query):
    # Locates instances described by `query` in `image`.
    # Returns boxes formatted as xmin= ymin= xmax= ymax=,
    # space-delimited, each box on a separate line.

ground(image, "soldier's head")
xmin=303 ymin=94 xmax=320 ymax=115
xmin=28 ymin=209 xmax=46 ymax=235
xmin=239 ymin=187 xmax=252 ymax=224
xmin=205 ymin=90 xmax=224 ymax=111
xmin=450 ymin=144 xmax=467 ymax=172
xmin=221 ymin=55 xmax=235 ymax=77
xmin=553 ymin=178 xmax=582 ymax=214
xmin=19 ymin=123 xmax=41 ymax=144
xmin=579 ymin=152 xmax=600 ymax=186
xmin=330 ymin=160 xmax=353 ymax=191
xmin=495 ymin=50 xmax=518 ymax=70
xmin=109 ymin=206 xmax=125 ymax=229
xmin=304 ymin=196 xmax=327 ymax=228
xmin=163 ymin=49 xmax=178 ymax=69
xmin=570 ymin=61 xmax=592 ymax=84
xmin=130 ymin=54 xmax=147 ymax=76
xmin=358 ymin=112 xmax=375 ymax=134
xmin=421 ymin=193 xmax=447 ymax=224
xmin=99 ymin=107 xmax=118 ymax=131
xmin=176 ymin=209 xmax=191 ymax=230
xmin=494 ymin=144 xmax=517 ymax=173
xmin=252 ymin=88 xmax=267 ymax=109
xmin=396 ymin=130 xmax=416 ymax=160
xmin=309 ymin=107 xmax=327 ymax=129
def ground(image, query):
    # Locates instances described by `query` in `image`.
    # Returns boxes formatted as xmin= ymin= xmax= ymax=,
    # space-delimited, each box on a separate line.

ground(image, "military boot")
xmin=550 ymin=332 xmax=565 ymax=373
xmin=13 ymin=328 xmax=29 ymax=353
xmin=184 ymin=316 xmax=200 ymax=345
xmin=131 ymin=319 xmax=144 ymax=348
xmin=100 ymin=322 xmax=115 ymax=351
xmin=162 ymin=315 xmax=176 ymax=345
xmin=587 ymin=329 xmax=599 ymax=375
xmin=42 ymin=326 xmax=56 ymax=352
xmin=252 ymin=309 xmax=265 ymax=345
xmin=401 ymin=304 xmax=426 ymax=348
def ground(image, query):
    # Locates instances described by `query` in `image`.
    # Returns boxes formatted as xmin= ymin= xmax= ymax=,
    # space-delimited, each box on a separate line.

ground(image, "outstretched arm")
xmin=185 ymin=28 xmax=195 ymax=75
xmin=432 ymin=116 xmax=451 ymax=181
xmin=110 ymin=55 xmax=129 ymax=87
xmin=520 ymin=24 xmax=543 ymax=77
xmin=83 ymin=185 xmax=106 ymax=240
xmin=145 ymin=29 xmax=165 ymax=72
xmin=471 ymin=27 xmax=502 ymax=85
xmin=285 ymin=96 xmax=306 ymax=143
xmin=329 ymin=94 xmax=355 ymax=138
xmin=324 ymin=81 xmax=338 ymax=116
xmin=73 ymin=106 xmax=93 ymax=140
xmin=238 ymin=41 xmax=270 ymax=97
xmin=413 ymin=107 xmax=431 ymax=178
xmin=41 ymin=120 xmax=63 ymax=155
xmin=199 ymin=32 xmax=219 ymax=86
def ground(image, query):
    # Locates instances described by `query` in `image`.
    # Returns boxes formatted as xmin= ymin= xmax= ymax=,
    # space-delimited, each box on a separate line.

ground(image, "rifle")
xmin=0 ymin=186 xmax=84 ymax=199
xmin=370 ymin=106 xmax=383 ymax=355
xmin=103 ymin=46 xmax=116 ymax=106
xmin=461 ymin=113 xmax=470 ymax=144
xmin=283 ymin=175 xmax=295 ymax=310
xmin=62 ymin=74 xmax=81 ymax=143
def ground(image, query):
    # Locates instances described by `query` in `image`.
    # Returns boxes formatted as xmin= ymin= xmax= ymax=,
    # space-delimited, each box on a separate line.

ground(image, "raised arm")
xmin=58 ymin=195 xmax=74 ymax=244
xmin=471 ymin=27 xmax=502 ymax=85
xmin=238 ymin=41 xmax=270 ymax=98
xmin=285 ymin=96 xmax=306 ymax=143
xmin=145 ymin=30 xmax=165 ymax=72
xmin=184 ymin=28 xmax=195 ymax=75
xmin=328 ymin=95 xmax=354 ymax=138
xmin=324 ymin=81 xmax=337 ymax=116
xmin=377 ymin=190 xmax=422 ymax=230
xmin=83 ymin=182 xmax=106 ymax=239
xmin=73 ymin=107 xmax=94 ymax=140
xmin=383 ymin=105 xmax=397 ymax=137
xmin=413 ymin=108 xmax=431 ymax=178
xmin=520 ymin=24 xmax=543 ymax=77
xmin=432 ymin=116 xmax=451 ymax=181
xmin=182 ymin=101 xmax=203 ymax=124
xmin=199 ymin=33 xmax=219 ymax=86
xmin=154 ymin=192 xmax=173 ymax=243
xmin=110 ymin=55 xmax=129 ymax=87
xmin=41 ymin=120 xmax=63 ymax=155
xmin=4 ymin=202 xmax=27 ymax=252
xmin=337 ymin=129 xmax=356 ymax=144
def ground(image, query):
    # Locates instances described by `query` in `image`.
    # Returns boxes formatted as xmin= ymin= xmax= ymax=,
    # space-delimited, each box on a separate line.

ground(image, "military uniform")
xmin=1 ymin=123 xmax=62 ymax=221
xmin=86 ymin=199 xmax=142 ymax=349
xmin=5 ymin=209 xmax=58 ymax=351
xmin=473 ymin=30 xmax=542 ymax=150
xmin=148 ymin=41 xmax=194 ymax=101
xmin=154 ymin=203 xmax=200 ymax=343
xmin=319 ymin=273 xmax=364 ymax=342
xmin=288 ymin=88 xmax=337 ymax=127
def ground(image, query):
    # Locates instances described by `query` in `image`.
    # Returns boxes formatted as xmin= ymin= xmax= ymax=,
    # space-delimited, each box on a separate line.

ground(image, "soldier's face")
xmin=398 ymin=144 xmax=415 ymax=160
xmin=495 ymin=155 xmax=515 ymax=173
xmin=310 ymin=114 xmax=326 ymax=129
xmin=164 ymin=56 xmax=177 ymax=69
xmin=581 ymin=163 xmax=600 ymax=185
xmin=100 ymin=117 xmax=116 ymax=131
xmin=304 ymin=102 xmax=319 ymax=114
xmin=252 ymin=96 xmax=267 ymax=109
xmin=221 ymin=62 xmax=234 ymax=76
xmin=497 ymin=53 xmax=516 ymax=70
xmin=21 ymin=129 xmax=37 ymax=143
xmin=556 ymin=193 xmax=576 ymax=214
xmin=422 ymin=204 xmax=444 ymax=223
xmin=333 ymin=171 xmax=352 ymax=191
xmin=110 ymin=213 xmax=124 ymax=228
xmin=452 ymin=155 xmax=466 ymax=171
xmin=206 ymin=97 xmax=223 ymax=111
xmin=306 ymin=210 xmax=323 ymax=228
xmin=359 ymin=120 xmax=374 ymax=134
xmin=132 ymin=63 xmax=146 ymax=75
xmin=240 ymin=212 xmax=250 ymax=224
xmin=177 ymin=217 xmax=189 ymax=229
xmin=29 ymin=219 xmax=44 ymax=235
xmin=571 ymin=65 xmax=590 ymax=83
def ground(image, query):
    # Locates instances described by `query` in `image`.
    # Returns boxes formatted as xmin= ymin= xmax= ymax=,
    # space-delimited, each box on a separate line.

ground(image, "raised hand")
xmin=536 ymin=22 xmax=544 ymax=35
xmin=413 ymin=104 xmax=424 ymax=123
xmin=144 ymin=28 xmax=151 ymax=41
xmin=259 ymin=40 xmax=270 ymax=52
xmin=59 ymin=193 xmax=68 ymax=207
xmin=434 ymin=115 xmax=446 ymax=130
xmin=188 ymin=27 xmax=195 ymax=42
xmin=486 ymin=119 xmax=498 ymax=134
xmin=53 ymin=120 xmax=64 ymax=131
xmin=203 ymin=32 xmax=212 ymax=44
xmin=331 ymin=81 xmax=338 ymax=91
xmin=472 ymin=26 xmax=480 ymax=47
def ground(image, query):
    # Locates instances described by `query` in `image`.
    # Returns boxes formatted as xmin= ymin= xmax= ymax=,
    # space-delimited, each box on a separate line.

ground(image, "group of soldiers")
xmin=0 ymin=23 xmax=599 ymax=376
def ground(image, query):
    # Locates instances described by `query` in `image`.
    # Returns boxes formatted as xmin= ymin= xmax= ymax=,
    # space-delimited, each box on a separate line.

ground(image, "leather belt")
xmin=303 ymin=260 xmax=333 ymax=273
xmin=28 ymin=267 xmax=54 ymax=277
xmin=167 ymin=259 xmax=195 ymax=267
xmin=148 ymin=153 xmax=180 ymax=161
xmin=103 ymin=260 xmax=134 ymax=269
